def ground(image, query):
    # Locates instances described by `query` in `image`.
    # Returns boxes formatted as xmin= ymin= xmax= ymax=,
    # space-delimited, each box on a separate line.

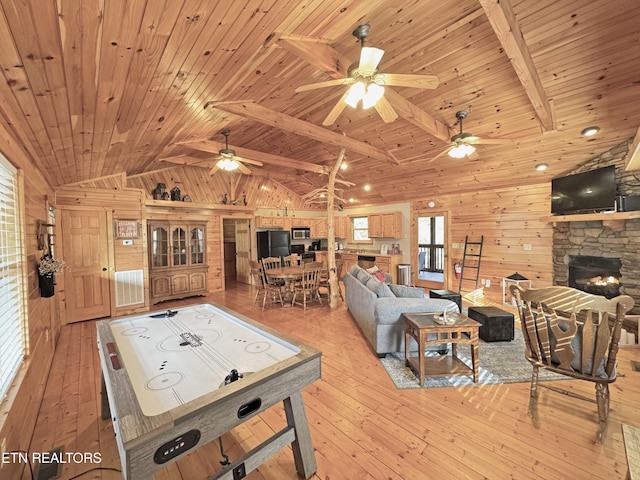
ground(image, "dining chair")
xmin=510 ymin=284 xmax=634 ymax=443
xmin=249 ymin=260 xmax=268 ymax=309
xmin=292 ymin=266 xmax=322 ymax=310
xmin=283 ymin=254 xmax=300 ymax=266
xmin=259 ymin=257 xmax=285 ymax=309
xmin=319 ymin=259 xmax=343 ymax=301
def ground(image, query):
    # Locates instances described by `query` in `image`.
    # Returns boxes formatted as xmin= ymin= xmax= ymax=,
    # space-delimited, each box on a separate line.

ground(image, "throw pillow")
xmin=372 ymin=269 xmax=387 ymax=282
xmin=366 ymin=265 xmax=380 ymax=273
xmin=389 ymin=283 xmax=425 ymax=298
xmin=364 ymin=277 xmax=396 ymax=298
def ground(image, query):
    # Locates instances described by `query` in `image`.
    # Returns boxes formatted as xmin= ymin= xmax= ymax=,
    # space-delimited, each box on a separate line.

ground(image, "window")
xmin=0 ymin=153 xmax=27 ymax=400
xmin=352 ymin=216 xmax=370 ymax=242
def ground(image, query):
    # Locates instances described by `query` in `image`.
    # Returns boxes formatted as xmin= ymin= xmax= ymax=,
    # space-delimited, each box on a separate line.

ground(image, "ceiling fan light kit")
xmin=217 ymin=158 xmax=240 ymax=171
xmin=295 ymin=23 xmax=439 ymax=125
xmin=449 ymin=143 xmax=476 ymax=158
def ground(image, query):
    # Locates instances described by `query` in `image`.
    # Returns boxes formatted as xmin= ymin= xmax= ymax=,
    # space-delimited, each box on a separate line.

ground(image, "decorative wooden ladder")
xmin=457 ymin=235 xmax=484 ymax=298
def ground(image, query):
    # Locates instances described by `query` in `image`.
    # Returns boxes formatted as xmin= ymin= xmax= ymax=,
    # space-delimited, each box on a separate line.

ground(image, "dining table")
xmin=265 ymin=265 xmax=326 ymax=305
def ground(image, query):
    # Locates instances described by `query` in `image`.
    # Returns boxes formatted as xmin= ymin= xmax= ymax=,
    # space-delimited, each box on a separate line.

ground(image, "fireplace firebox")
xmin=568 ymin=255 xmax=621 ymax=299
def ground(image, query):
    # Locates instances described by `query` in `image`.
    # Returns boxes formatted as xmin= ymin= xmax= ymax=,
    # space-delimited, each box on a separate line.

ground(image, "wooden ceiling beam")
xmin=175 ymin=139 xmax=327 ymax=174
xmin=479 ymin=0 xmax=555 ymax=131
xmin=625 ymin=126 xmax=640 ymax=171
xmin=277 ymin=36 xmax=451 ymax=143
xmin=211 ymin=101 xmax=396 ymax=164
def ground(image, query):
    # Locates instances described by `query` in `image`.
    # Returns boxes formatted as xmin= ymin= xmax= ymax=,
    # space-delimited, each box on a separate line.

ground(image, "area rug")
xmin=380 ymin=328 xmax=568 ymax=389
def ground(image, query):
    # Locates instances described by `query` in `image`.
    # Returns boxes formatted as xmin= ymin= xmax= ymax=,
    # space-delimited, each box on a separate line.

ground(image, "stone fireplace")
xmin=552 ymin=220 xmax=640 ymax=310
xmin=567 ymin=255 xmax=621 ymax=299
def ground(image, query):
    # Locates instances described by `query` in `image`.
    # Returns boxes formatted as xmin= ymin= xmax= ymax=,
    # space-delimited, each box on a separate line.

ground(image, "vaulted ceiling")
xmin=0 ymin=0 xmax=639 ymax=205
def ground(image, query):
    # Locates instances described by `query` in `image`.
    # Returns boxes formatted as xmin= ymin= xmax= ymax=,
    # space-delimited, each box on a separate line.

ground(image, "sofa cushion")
xmin=350 ymin=264 xmax=362 ymax=276
xmin=371 ymin=269 xmax=387 ymax=282
xmin=365 ymin=277 xmax=396 ymax=298
xmin=389 ymin=284 xmax=424 ymax=298
xmin=356 ymin=269 xmax=370 ymax=284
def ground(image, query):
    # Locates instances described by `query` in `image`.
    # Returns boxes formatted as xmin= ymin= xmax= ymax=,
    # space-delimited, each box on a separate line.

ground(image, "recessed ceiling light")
xmin=580 ymin=126 xmax=600 ymax=137
xmin=363 ymin=184 xmax=371 ymax=191
xmin=535 ymin=163 xmax=548 ymax=171
xmin=340 ymin=163 xmax=347 ymax=170
xmin=348 ymin=198 xmax=355 ymax=203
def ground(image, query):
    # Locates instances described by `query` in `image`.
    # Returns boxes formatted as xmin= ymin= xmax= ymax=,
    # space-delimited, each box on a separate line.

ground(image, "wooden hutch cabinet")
xmin=148 ymin=222 xmax=208 ymax=304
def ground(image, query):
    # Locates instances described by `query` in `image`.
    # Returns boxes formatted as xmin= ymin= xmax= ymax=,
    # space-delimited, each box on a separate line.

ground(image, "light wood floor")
xmin=27 ymin=282 xmax=640 ymax=480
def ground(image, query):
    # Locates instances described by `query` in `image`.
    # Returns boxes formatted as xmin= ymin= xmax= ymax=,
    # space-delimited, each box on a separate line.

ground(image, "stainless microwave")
xmin=291 ymin=228 xmax=310 ymax=240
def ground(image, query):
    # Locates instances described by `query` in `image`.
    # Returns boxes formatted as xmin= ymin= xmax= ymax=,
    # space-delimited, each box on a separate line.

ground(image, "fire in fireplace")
xmin=568 ymin=255 xmax=622 ymax=299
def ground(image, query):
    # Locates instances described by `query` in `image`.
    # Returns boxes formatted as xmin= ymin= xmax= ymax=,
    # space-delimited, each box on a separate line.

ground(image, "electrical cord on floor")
xmin=9 ymin=450 xmax=34 ymax=480
xmin=66 ymin=466 xmax=122 ymax=479
xmin=218 ymin=437 xmax=230 ymax=466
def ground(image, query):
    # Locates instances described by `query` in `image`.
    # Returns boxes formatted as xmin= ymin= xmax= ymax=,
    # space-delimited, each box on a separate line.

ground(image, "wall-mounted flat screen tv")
xmin=551 ymin=165 xmax=616 ymax=215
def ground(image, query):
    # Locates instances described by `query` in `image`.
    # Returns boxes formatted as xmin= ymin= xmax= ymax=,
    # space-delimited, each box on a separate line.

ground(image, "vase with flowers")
xmin=38 ymin=253 xmax=65 ymax=298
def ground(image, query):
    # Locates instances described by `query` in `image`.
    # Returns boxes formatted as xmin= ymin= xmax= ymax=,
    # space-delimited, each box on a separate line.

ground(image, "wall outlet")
xmin=523 ymin=243 xmax=532 ymax=251
xmin=122 ymin=239 xmax=133 ymax=246
xmin=485 ymin=279 xmax=491 ymax=288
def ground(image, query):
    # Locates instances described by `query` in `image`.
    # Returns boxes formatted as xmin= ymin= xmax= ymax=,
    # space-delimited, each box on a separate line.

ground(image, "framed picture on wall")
xmin=114 ymin=220 xmax=141 ymax=238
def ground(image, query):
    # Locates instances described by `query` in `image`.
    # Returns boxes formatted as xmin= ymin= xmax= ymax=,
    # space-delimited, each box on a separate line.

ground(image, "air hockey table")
xmin=97 ymin=303 xmax=321 ymax=480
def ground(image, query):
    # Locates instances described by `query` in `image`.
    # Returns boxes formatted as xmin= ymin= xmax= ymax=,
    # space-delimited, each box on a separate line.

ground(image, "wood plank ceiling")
xmin=0 ymin=0 xmax=638 ymax=205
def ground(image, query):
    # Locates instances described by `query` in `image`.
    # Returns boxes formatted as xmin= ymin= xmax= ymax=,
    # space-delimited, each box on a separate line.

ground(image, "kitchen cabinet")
xmin=310 ymin=217 xmax=328 ymax=238
xmin=335 ymin=215 xmax=349 ymax=238
xmin=148 ymin=222 xmax=208 ymax=304
xmin=368 ymin=212 xmax=402 ymax=238
xmin=342 ymin=253 xmax=359 ymax=274
xmin=255 ymin=216 xmax=286 ymax=228
xmin=291 ymin=217 xmax=310 ymax=227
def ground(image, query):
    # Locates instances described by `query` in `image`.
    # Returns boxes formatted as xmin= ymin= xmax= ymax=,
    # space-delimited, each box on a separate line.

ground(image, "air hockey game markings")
xmin=109 ymin=304 xmax=299 ymax=416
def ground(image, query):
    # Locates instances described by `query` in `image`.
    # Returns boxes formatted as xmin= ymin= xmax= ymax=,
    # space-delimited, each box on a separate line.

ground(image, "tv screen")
xmin=551 ymin=165 xmax=616 ymax=215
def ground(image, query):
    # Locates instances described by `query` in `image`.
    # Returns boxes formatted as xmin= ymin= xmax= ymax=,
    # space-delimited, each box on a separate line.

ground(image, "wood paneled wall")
xmin=0 ymin=124 xmax=58 ymax=480
xmin=126 ymin=166 xmax=317 ymax=210
xmin=414 ymin=182 xmax=553 ymax=304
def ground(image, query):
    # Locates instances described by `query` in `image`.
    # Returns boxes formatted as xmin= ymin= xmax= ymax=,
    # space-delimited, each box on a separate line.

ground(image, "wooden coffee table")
xmin=403 ymin=312 xmax=481 ymax=385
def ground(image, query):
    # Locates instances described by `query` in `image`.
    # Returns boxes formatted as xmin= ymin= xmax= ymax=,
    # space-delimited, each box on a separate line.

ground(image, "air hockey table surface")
xmin=97 ymin=302 xmax=321 ymax=480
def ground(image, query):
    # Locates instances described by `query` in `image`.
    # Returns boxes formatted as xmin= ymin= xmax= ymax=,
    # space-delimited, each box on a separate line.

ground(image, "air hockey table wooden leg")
xmin=283 ymin=391 xmax=317 ymax=478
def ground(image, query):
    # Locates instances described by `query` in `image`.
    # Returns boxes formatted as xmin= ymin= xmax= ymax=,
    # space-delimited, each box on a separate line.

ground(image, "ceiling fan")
xmin=209 ymin=129 xmax=263 ymax=175
xmin=429 ymin=110 xmax=513 ymax=162
xmin=295 ymin=24 xmax=440 ymax=126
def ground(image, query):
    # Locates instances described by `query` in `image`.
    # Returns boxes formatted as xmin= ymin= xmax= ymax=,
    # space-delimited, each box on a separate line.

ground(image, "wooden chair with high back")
xmin=510 ymin=284 xmax=634 ymax=443
xmin=249 ymin=260 xmax=266 ymax=308
xmin=283 ymin=254 xmax=300 ymax=266
xmin=259 ymin=257 xmax=285 ymax=309
xmin=292 ymin=265 xmax=322 ymax=310
xmin=319 ymin=259 xmax=343 ymax=301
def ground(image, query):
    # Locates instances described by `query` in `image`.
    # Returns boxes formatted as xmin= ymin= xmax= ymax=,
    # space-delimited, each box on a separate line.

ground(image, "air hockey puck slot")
xmin=153 ymin=429 xmax=201 ymax=464
xmin=237 ymin=398 xmax=262 ymax=418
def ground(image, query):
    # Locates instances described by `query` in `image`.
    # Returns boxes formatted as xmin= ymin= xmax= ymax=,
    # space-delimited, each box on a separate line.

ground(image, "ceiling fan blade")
xmin=237 ymin=157 xmax=263 ymax=167
xmin=359 ymin=46 xmax=384 ymax=75
xmin=237 ymin=163 xmax=252 ymax=175
xmin=322 ymin=91 xmax=350 ymax=126
xmin=374 ymin=73 xmax=439 ymax=89
xmin=373 ymin=95 xmax=398 ymax=123
xmin=428 ymin=145 xmax=453 ymax=163
xmin=209 ymin=164 xmax=220 ymax=175
xmin=473 ymin=138 xmax=514 ymax=145
xmin=295 ymin=78 xmax=354 ymax=92
xmin=467 ymin=150 xmax=480 ymax=160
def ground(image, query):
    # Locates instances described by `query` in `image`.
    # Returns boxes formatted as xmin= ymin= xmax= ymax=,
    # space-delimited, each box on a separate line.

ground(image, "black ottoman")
xmin=429 ymin=289 xmax=462 ymax=313
xmin=467 ymin=306 xmax=514 ymax=342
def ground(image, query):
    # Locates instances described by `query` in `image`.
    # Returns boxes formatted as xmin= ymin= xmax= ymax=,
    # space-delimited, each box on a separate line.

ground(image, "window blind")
xmin=0 ymin=153 xmax=26 ymax=400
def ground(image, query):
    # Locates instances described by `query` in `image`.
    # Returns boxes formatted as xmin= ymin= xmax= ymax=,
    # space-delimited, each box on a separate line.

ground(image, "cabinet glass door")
xmin=191 ymin=226 xmax=205 ymax=264
xmin=151 ymin=226 xmax=169 ymax=267
xmin=172 ymin=227 xmax=187 ymax=266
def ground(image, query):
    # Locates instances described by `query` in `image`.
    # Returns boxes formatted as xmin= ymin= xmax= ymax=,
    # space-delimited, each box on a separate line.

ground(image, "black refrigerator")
xmin=256 ymin=230 xmax=290 ymax=261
